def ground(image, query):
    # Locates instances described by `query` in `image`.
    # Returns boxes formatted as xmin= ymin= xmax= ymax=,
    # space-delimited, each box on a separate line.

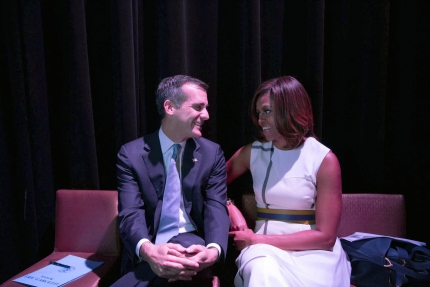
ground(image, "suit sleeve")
xmin=203 ymin=144 xmax=230 ymax=261
xmin=116 ymin=144 xmax=150 ymax=257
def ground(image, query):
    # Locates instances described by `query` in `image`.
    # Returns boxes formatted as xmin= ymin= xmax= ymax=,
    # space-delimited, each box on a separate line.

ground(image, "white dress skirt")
xmin=234 ymin=138 xmax=351 ymax=287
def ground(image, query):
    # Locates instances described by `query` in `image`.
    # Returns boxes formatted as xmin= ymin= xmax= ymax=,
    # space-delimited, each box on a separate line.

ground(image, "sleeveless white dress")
xmin=234 ymin=138 xmax=351 ymax=287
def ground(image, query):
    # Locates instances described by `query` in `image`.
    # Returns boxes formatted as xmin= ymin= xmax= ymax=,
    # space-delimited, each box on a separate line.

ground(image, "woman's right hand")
xmin=229 ymin=228 xmax=256 ymax=251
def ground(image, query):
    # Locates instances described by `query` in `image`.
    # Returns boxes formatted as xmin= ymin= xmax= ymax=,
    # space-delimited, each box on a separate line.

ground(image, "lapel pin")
xmin=192 ymin=158 xmax=198 ymax=162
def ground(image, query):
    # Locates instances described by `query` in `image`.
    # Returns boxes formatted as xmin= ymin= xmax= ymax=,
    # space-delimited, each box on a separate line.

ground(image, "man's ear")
xmin=164 ymin=100 xmax=175 ymax=116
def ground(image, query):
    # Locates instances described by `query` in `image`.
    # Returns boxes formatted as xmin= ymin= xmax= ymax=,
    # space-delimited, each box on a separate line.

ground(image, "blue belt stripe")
xmin=257 ymin=212 xmax=315 ymax=221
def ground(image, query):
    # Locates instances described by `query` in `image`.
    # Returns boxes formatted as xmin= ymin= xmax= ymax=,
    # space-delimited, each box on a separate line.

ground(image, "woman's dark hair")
xmin=250 ymin=76 xmax=316 ymax=149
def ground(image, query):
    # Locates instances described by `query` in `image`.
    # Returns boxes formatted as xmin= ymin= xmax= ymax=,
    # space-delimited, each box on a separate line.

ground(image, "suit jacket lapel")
xmin=182 ymin=139 xmax=201 ymax=210
xmin=142 ymin=132 xmax=165 ymax=198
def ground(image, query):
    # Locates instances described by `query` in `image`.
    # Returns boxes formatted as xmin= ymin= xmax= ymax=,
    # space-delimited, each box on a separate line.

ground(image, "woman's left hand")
xmin=229 ymin=228 xmax=256 ymax=250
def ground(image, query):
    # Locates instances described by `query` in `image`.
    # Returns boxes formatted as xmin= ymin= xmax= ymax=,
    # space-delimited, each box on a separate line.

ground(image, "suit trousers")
xmin=110 ymin=232 xmax=215 ymax=287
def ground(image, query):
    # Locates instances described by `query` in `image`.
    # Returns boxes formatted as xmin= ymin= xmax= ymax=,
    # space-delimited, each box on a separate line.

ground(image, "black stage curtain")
xmin=1 ymin=0 xmax=429 ymax=283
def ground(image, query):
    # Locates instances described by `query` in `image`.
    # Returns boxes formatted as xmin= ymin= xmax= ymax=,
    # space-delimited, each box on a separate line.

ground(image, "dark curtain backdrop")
xmin=1 ymin=0 xmax=429 ymax=283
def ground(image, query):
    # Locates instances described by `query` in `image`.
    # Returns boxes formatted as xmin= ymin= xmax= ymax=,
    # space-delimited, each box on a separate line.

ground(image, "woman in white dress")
xmin=226 ymin=76 xmax=351 ymax=287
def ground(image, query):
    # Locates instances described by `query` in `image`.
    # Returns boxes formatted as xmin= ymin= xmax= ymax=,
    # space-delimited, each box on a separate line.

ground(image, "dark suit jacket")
xmin=116 ymin=130 xmax=229 ymax=270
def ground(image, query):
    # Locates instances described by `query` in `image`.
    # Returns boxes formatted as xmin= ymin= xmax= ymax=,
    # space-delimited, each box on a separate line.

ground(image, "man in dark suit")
xmin=111 ymin=75 xmax=229 ymax=286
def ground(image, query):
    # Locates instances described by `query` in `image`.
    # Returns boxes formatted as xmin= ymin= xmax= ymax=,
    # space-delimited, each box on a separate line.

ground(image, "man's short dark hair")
xmin=155 ymin=75 xmax=209 ymax=117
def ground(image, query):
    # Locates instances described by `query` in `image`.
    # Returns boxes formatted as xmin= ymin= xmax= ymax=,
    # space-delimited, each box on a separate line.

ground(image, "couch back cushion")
xmin=55 ymin=189 xmax=120 ymax=255
xmin=338 ymin=193 xmax=406 ymax=238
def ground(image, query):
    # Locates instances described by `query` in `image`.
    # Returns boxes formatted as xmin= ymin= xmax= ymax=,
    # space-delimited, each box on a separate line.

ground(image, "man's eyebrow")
xmin=192 ymin=103 xmax=209 ymax=107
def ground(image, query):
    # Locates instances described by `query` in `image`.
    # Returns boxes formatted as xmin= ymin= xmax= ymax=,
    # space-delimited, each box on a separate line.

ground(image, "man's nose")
xmin=201 ymin=108 xmax=209 ymax=120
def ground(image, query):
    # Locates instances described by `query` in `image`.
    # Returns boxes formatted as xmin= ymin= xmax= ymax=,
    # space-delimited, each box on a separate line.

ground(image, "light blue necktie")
xmin=155 ymin=143 xmax=181 ymax=244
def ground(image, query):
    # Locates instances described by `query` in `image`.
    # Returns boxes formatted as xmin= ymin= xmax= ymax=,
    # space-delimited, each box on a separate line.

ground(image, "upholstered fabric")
xmin=55 ymin=189 xmax=120 ymax=254
xmin=338 ymin=193 xmax=406 ymax=238
xmin=1 ymin=189 xmax=121 ymax=287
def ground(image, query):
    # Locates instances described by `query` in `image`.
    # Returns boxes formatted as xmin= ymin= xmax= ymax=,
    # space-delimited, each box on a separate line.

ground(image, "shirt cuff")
xmin=136 ymin=238 xmax=151 ymax=259
xmin=206 ymin=243 xmax=221 ymax=260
